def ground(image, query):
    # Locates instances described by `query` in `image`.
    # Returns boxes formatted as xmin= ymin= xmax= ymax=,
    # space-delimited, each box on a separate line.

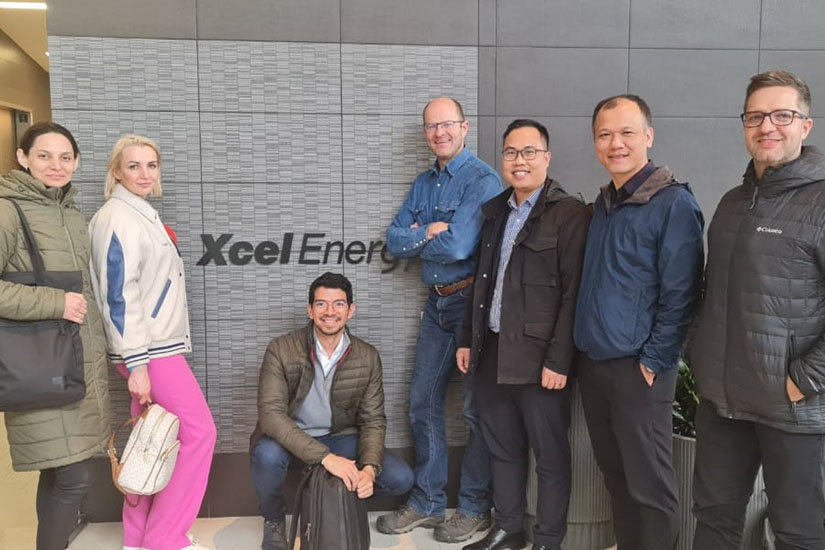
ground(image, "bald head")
xmin=423 ymin=97 xmax=465 ymax=122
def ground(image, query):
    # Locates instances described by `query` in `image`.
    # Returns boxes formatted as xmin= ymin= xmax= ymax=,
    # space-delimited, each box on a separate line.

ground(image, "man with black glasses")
xmin=379 ymin=97 xmax=501 ymax=543
xmin=690 ymin=70 xmax=825 ymax=550
xmin=456 ymin=119 xmax=589 ymax=550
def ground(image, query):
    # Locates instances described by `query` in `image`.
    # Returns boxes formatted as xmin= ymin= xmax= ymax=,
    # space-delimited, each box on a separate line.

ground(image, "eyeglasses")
xmin=740 ymin=109 xmax=810 ymax=127
xmin=312 ymin=300 xmax=349 ymax=311
xmin=502 ymin=147 xmax=548 ymax=161
xmin=423 ymin=120 xmax=465 ymax=133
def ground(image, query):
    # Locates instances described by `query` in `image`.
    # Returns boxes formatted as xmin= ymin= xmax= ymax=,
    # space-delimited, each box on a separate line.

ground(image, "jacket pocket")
xmin=524 ymin=322 xmax=554 ymax=342
xmin=151 ymin=279 xmax=172 ymax=319
xmin=521 ymin=236 xmax=558 ymax=285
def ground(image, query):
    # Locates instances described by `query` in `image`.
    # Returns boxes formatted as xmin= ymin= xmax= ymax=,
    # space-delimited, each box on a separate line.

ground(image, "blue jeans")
xmin=250 ymin=433 xmax=414 ymax=521
xmin=407 ymin=288 xmax=491 ymax=517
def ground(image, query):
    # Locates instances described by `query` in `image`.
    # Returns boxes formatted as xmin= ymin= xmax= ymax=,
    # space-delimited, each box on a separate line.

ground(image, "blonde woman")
xmin=89 ymin=135 xmax=215 ymax=550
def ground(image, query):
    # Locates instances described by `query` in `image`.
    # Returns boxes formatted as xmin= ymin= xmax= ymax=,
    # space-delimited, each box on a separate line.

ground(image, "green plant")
xmin=673 ymin=358 xmax=699 ymax=437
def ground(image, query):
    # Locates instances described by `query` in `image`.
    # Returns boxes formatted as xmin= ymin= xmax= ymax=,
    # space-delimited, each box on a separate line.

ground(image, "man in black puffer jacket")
xmin=690 ymin=70 xmax=825 ymax=550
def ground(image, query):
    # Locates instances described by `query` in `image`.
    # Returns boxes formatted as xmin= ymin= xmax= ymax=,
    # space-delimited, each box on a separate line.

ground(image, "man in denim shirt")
xmin=378 ymin=97 xmax=502 ymax=543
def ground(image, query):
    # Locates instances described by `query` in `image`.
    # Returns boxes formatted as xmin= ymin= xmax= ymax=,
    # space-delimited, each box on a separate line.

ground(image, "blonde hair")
xmin=104 ymin=134 xmax=163 ymax=199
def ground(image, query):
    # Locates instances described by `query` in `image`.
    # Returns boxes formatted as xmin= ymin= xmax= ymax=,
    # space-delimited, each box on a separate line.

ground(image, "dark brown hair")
xmin=18 ymin=122 xmax=80 ymax=158
xmin=744 ymin=70 xmax=811 ymax=113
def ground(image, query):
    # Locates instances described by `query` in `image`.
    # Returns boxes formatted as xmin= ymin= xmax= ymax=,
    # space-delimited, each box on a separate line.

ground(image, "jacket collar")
xmin=743 ymin=146 xmax=825 ymax=197
xmin=302 ymin=321 xmax=354 ymax=366
xmin=3 ymin=169 xmax=78 ymax=205
xmin=482 ymin=178 xmax=567 ymax=220
xmin=428 ymin=146 xmax=472 ymax=177
xmin=110 ymin=184 xmax=158 ymax=222
xmin=599 ymin=165 xmax=677 ymax=210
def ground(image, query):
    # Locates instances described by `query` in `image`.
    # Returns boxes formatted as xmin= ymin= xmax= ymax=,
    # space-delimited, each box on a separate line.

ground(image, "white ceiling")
xmin=0 ymin=1 xmax=49 ymax=72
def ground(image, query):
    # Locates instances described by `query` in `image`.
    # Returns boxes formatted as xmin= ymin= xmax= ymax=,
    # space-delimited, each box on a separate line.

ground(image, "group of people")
xmin=1 ymin=67 xmax=823 ymax=550
xmin=0 ymin=127 xmax=215 ymax=550
xmin=250 ymin=69 xmax=825 ymax=550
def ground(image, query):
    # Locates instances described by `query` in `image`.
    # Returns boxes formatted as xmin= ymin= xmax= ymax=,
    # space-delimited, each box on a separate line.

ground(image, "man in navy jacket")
xmin=573 ymin=95 xmax=705 ymax=550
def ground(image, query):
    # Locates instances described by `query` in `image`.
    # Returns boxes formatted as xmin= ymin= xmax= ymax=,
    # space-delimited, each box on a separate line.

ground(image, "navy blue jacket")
xmin=574 ymin=166 xmax=705 ymax=374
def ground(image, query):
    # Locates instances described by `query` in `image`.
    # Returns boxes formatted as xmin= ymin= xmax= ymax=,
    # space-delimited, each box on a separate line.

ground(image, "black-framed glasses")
xmin=423 ymin=120 xmax=465 ymax=133
xmin=502 ymin=147 xmax=548 ymax=161
xmin=740 ymin=109 xmax=810 ymax=127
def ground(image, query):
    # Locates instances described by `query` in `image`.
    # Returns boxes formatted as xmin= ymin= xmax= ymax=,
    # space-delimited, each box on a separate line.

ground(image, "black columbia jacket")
xmin=691 ymin=146 xmax=825 ymax=433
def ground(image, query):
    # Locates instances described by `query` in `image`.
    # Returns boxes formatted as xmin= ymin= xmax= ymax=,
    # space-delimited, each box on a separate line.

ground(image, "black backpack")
xmin=287 ymin=464 xmax=370 ymax=550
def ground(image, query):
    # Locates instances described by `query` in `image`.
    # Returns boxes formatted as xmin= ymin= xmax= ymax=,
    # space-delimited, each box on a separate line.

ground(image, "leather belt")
xmin=433 ymin=276 xmax=474 ymax=297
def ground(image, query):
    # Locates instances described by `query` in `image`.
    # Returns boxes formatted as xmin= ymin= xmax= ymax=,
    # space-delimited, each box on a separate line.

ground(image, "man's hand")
xmin=410 ymin=222 xmax=419 ymax=230
xmin=456 ymin=347 xmax=471 ymax=374
xmin=128 ymin=364 xmax=152 ymax=405
xmin=426 ymin=221 xmax=449 ymax=240
xmin=541 ymin=367 xmax=567 ymax=390
xmin=640 ymin=364 xmax=655 ymax=387
xmin=355 ymin=466 xmax=376 ymax=499
xmin=321 ymin=453 xmax=360 ymax=491
xmin=787 ymin=376 xmax=805 ymax=402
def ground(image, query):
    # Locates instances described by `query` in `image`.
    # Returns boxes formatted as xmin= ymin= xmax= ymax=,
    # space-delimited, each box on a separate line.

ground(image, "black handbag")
xmin=0 ymin=199 xmax=85 ymax=411
xmin=287 ymin=464 xmax=370 ymax=550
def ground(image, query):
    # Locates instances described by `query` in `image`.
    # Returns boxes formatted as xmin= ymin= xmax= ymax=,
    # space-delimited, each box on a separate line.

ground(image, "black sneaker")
xmin=261 ymin=517 xmax=287 ymax=550
xmin=376 ymin=505 xmax=445 ymax=534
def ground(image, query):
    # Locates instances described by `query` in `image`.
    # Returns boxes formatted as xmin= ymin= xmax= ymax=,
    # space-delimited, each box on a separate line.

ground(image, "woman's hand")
xmin=62 ymin=292 xmax=87 ymax=324
xmin=128 ymin=365 xmax=152 ymax=405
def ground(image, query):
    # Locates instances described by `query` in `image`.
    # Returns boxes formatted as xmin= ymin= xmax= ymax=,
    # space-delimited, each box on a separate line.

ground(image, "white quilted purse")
xmin=108 ymin=403 xmax=181 ymax=497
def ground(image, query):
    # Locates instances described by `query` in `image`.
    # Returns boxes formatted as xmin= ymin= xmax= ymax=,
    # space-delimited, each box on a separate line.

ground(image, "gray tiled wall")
xmin=48 ymin=0 xmax=825 ymax=454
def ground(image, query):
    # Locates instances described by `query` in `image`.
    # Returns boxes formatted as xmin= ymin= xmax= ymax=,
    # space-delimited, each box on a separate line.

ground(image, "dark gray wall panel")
xmin=197 ymin=41 xmax=342 ymax=113
xmin=630 ymin=0 xmax=759 ymax=49
xmin=341 ymin=45 xmax=478 ymax=115
xmin=199 ymin=113 xmax=343 ymax=183
xmin=341 ymin=115 xmax=479 ymax=184
xmin=497 ymin=0 xmax=629 ymax=47
xmin=758 ymin=51 xmax=825 ymax=118
xmin=649 ymin=117 xmax=750 ymax=222
xmin=341 ymin=0 xmax=479 ymax=46
xmin=479 ymin=47 xmax=496 ymax=116
xmin=477 ymin=115 xmax=498 ymax=168
xmin=479 ymin=0 xmax=497 ymax=46
xmin=496 ymin=48 xmax=628 ymax=116
xmin=51 ymin=109 xmax=202 ymax=184
xmin=629 ymin=49 xmax=759 ymax=117
xmin=761 ymin=0 xmax=825 ymax=50
xmin=47 ymin=0 xmax=196 ymax=38
xmin=196 ymin=0 xmax=341 ymax=42
xmin=49 ymin=37 xmax=198 ymax=112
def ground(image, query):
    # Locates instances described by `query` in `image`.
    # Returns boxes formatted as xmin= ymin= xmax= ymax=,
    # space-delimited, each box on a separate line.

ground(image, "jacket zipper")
xmin=748 ymin=185 xmax=758 ymax=210
xmin=789 ymin=332 xmax=798 ymax=418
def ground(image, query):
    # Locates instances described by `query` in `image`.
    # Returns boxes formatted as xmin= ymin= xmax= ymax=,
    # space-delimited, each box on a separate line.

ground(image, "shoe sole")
xmin=433 ymin=521 xmax=492 ymax=543
xmin=376 ymin=516 xmax=444 ymax=535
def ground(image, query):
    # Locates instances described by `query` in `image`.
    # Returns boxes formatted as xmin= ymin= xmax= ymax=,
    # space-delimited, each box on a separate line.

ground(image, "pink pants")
xmin=117 ymin=355 xmax=216 ymax=550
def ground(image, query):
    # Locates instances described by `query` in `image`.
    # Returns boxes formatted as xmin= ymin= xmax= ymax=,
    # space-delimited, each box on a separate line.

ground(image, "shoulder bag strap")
xmin=3 ymin=198 xmax=46 ymax=285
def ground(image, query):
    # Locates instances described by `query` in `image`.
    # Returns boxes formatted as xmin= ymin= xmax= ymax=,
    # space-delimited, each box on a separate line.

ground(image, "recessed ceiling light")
xmin=45 ymin=51 xmax=49 ymax=56
xmin=0 ymin=2 xmax=48 ymax=9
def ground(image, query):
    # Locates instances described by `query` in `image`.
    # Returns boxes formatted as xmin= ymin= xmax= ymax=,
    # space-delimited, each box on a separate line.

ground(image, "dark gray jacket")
xmin=690 ymin=146 xmax=825 ymax=433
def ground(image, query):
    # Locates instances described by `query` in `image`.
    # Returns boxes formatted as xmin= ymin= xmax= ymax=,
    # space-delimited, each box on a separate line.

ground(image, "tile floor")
xmin=67 ymin=515 xmax=530 ymax=550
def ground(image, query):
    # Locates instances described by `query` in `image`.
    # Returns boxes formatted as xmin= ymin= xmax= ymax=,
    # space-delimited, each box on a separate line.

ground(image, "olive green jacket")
xmin=0 ymin=170 xmax=110 ymax=471
xmin=250 ymin=323 xmax=386 ymax=473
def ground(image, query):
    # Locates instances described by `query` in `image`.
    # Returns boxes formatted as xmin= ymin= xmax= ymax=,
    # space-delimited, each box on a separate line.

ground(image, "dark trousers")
xmin=693 ymin=400 xmax=825 ymax=550
xmin=476 ymin=331 xmax=572 ymax=549
xmin=578 ymin=354 xmax=679 ymax=550
xmin=36 ymin=458 xmax=94 ymax=550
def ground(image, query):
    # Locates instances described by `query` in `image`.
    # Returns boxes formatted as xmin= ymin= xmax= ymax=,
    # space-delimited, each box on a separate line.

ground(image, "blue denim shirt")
xmin=488 ymin=185 xmax=542 ymax=332
xmin=386 ymin=147 xmax=502 ymax=285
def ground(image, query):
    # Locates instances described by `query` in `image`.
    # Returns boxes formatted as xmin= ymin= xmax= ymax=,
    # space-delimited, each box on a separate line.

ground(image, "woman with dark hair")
xmin=0 ymin=122 xmax=111 ymax=550
xmin=89 ymin=134 xmax=215 ymax=550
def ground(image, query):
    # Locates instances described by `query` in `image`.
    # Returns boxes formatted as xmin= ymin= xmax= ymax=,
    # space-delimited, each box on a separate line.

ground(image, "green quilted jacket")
xmin=0 ymin=170 xmax=110 ymax=471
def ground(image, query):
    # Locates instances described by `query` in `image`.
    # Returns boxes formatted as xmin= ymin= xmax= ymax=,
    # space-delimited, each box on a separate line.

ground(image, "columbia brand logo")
xmin=756 ymin=226 xmax=783 ymax=235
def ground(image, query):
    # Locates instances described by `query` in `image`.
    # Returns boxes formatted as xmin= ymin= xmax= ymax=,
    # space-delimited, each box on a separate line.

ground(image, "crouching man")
xmin=249 ymin=272 xmax=414 ymax=550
